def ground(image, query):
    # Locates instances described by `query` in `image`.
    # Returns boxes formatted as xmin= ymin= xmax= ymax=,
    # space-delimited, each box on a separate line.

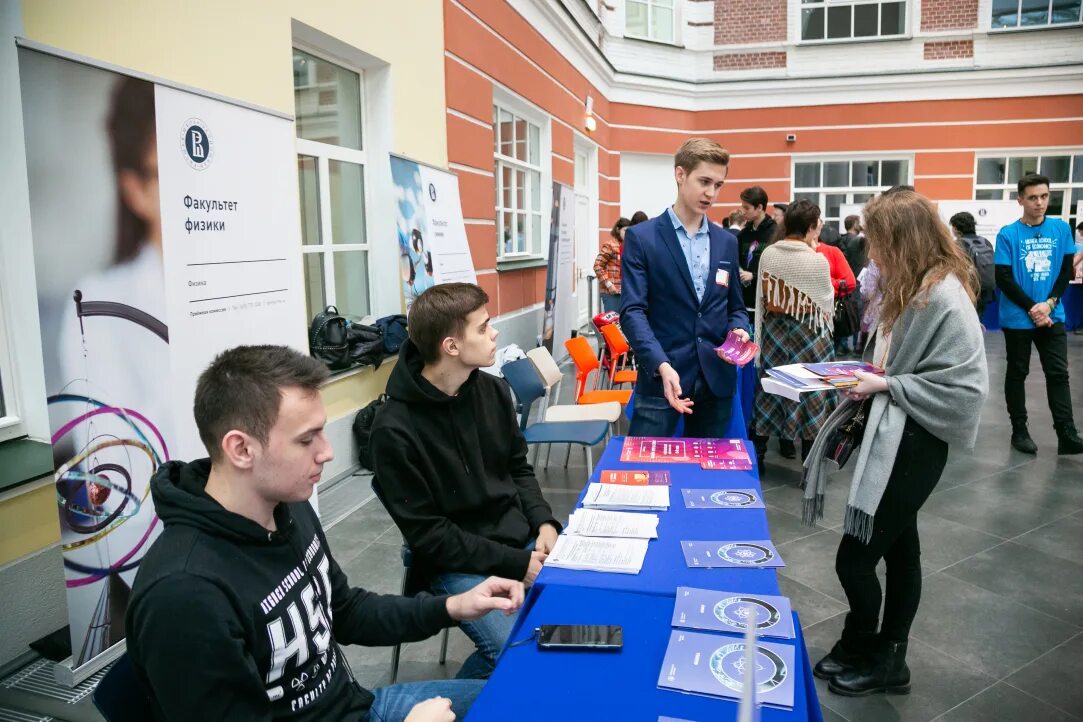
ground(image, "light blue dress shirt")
xmin=666 ymin=206 xmax=711 ymax=302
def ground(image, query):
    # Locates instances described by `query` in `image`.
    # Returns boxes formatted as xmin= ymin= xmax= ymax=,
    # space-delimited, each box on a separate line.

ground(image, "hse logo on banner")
xmin=181 ymin=117 xmax=213 ymax=170
xmin=428 ymin=182 xmax=437 ymax=202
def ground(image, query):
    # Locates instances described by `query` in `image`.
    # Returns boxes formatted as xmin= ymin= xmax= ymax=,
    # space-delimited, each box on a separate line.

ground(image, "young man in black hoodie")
xmin=371 ymin=283 xmax=561 ymax=680
xmin=126 ymin=345 xmax=523 ymax=722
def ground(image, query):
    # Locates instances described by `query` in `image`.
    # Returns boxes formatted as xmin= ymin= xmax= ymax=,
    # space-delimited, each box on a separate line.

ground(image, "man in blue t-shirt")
xmin=994 ymin=172 xmax=1082 ymax=455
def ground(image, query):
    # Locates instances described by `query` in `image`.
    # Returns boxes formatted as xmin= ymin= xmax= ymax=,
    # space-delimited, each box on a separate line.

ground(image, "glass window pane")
xmin=292 ymin=49 xmax=362 ymax=150
xmin=531 ymin=170 xmax=541 ymax=211
xmin=825 ymin=193 xmax=846 ymax=220
xmin=532 ymin=214 xmax=542 ymax=255
xmin=852 ymin=192 xmax=875 ymax=204
xmin=328 ymin=160 xmax=365 ymax=245
xmin=977 ymin=157 xmax=1006 ymax=185
xmin=529 ymin=125 xmax=540 ymax=165
xmin=824 ymin=161 xmax=849 ymax=187
xmin=1051 ymin=0 xmax=1082 ymax=23
xmin=976 ymin=189 xmax=1004 ymax=201
xmin=852 ymin=160 xmax=878 ymax=187
xmin=501 ymin=211 xmax=514 ymax=255
xmin=992 ymin=0 xmax=1020 ymax=27
xmin=854 ymin=3 xmax=878 ymax=37
xmin=1047 ymin=190 xmax=1065 ymax=217
xmin=1040 ymin=156 xmax=1071 ymax=183
xmin=514 ymin=119 xmax=527 ymax=162
xmin=793 ymin=191 xmax=819 ymax=205
xmin=302 ymin=252 xmax=326 ymax=318
xmin=827 ymin=4 xmax=852 ymax=38
xmin=652 ymin=6 xmax=674 ymax=42
xmin=881 ymin=2 xmax=906 ymax=35
xmin=881 ymin=160 xmax=907 ymax=186
xmin=627 ymin=0 xmax=648 ymax=36
xmin=502 ymin=165 xmax=513 ymax=209
xmin=1007 ymin=157 xmax=1039 ymax=183
xmin=1073 ymin=155 xmax=1083 ymax=182
xmin=1020 ymin=0 xmax=1050 ymax=25
xmin=516 ymin=169 xmax=526 ymax=209
xmin=795 ymin=162 xmax=820 ymax=188
xmin=499 ymin=109 xmax=514 ymax=158
xmin=516 ymin=213 xmax=527 ymax=254
xmin=297 ymin=155 xmax=321 ymax=246
xmin=332 ymin=250 xmax=370 ymax=318
xmin=802 ymin=7 xmax=825 ymax=39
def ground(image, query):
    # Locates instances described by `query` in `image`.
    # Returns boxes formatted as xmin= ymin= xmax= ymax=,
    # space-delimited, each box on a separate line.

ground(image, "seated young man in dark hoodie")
xmin=126 ymin=345 xmax=524 ymax=722
xmin=371 ymin=282 xmax=561 ymax=679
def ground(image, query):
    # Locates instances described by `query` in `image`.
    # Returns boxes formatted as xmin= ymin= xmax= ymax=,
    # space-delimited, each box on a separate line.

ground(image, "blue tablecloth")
xmin=538 ymin=440 xmax=778 ymax=596
xmin=466 ymin=585 xmax=821 ymax=722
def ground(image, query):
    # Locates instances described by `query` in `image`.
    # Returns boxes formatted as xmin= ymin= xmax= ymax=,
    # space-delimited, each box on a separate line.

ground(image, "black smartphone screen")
xmin=537 ymin=624 xmax=623 ymax=651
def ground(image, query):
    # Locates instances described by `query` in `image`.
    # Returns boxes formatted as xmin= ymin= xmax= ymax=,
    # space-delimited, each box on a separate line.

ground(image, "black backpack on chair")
xmin=352 ymin=394 xmax=388 ymax=470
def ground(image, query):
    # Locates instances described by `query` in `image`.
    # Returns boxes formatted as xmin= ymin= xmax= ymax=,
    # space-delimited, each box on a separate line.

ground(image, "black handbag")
xmin=824 ymin=398 xmax=871 ymax=469
xmin=833 ymin=281 xmax=860 ymax=339
xmin=309 ymin=305 xmax=351 ymax=370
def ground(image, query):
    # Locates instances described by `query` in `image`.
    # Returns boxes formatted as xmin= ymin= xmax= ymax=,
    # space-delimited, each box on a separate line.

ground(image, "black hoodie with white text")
xmin=126 ymin=459 xmax=453 ymax=721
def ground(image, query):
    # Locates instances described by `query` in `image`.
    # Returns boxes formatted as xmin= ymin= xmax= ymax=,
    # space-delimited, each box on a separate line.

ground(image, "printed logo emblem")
xmin=428 ymin=183 xmax=437 ymax=201
xmin=709 ymin=643 xmax=788 ymax=694
xmin=713 ymin=596 xmax=782 ymax=631
xmin=717 ymin=543 xmax=773 ymax=565
xmin=181 ymin=118 xmax=213 ymax=170
xmin=710 ymin=490 xmax=757 ymax=507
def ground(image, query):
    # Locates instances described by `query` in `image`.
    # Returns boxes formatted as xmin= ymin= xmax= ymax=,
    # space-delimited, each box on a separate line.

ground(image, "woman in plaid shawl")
xmin=750 ymin=200 xmax=838 ymax=465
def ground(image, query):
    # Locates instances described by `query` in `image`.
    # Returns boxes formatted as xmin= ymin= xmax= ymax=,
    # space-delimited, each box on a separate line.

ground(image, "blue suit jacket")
xmin=620 ymin=210 xmax=750 ymax=400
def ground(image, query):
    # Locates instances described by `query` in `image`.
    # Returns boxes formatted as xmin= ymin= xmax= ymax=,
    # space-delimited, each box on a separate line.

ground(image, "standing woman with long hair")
xmin=803 ymin=189 xmax=988 ymax=697
xmin=594 ymin=217 xmax=630 ymax=314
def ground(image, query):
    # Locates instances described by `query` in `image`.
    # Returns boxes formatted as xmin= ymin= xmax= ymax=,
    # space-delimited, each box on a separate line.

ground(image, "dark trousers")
xmin=629 ymin=375 xmax=733 ymax=438
xmin=835 ymin=417 xmax=948 ymax=645
xmin=1003 ymin=323 xmax=1075 ymax=426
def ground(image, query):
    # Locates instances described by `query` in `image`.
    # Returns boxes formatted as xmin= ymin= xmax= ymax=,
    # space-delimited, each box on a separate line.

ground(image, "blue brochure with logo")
xmin=681 ymin=540 xmax=785 ymax=568
xmin=681 ymin=488 xmax=766 ymax=509
xmin=672 ymin=587 xmax=795 ymax=640
xmin=657 ymin=629 xmax=795 ymax=710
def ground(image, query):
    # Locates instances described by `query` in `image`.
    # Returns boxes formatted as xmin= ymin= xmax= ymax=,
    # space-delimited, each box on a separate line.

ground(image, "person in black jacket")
xmin=371 ymin=283 xmax=561 ymax=680
xmin=126 ymin=345 xmax=523 ymax=722
xmin=736 ymin=185 xmax=778 ymax=317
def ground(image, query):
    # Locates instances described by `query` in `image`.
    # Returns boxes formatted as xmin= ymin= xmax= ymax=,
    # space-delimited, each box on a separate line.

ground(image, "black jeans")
xmin=835 ymin=417 xmax=948 ymax=645
xmin=1003 ymin=323 xmax=1075 ymax=426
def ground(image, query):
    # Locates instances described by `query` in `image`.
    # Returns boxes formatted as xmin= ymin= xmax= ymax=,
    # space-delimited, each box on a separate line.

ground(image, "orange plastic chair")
xmin=565 ymin=336 xmax=633 ymax=406
xmin=599 ymin=324 xmax=638 ymax=388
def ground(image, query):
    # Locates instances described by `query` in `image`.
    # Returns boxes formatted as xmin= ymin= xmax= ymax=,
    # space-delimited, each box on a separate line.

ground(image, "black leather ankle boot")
xmin=1055 ymin=422 xmax=1083 ymax=455
xmin=814 ymin=640 xmax=866 ymax=680
xmin=829 ymin=640 xmax=911 ymax=697
xmin=1011 ymin=421 xmax=1038 ymax=454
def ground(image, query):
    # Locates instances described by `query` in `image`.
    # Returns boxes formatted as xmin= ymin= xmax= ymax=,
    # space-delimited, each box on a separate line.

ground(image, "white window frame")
xmin=989 ymin=0 xmax=1083 ymax=31
xmin=624 ymin=0 xmax=680 ymax=44
xmin=798 ymin=0 xmax=910 ymax=44
xmin=493 ymin=88 xmax=552 ymax=263
xmin=0 ymin=280 xmax=28 ymax=443
xmin=791 ymin=154 xmax=914 ymax=226
xmin=973 ymin=150 xmax=1083 ymax=226
xmin=293 ymin=45 xmax=374 ymax=320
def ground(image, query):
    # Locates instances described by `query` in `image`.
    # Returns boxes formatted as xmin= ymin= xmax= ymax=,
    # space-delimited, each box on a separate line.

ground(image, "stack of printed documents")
xmin=545 ymin=535 xmax=650 ymax=574
xmin=565 ymin=508 xmax=660 ymax=539
xmin=582 ymin=482 xmax=670 ymax=511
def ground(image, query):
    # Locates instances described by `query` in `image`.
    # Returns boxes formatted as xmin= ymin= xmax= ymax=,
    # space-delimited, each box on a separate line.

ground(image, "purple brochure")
xmin=671 ymin=587 xmax=795 ymax=639
xmin=681 ymin=488 xmax=765 ymax=510
xmin=681 ymin=540 xmax=785 ymax=568
xmin=657 ymin=629 xmax=796 ymax=710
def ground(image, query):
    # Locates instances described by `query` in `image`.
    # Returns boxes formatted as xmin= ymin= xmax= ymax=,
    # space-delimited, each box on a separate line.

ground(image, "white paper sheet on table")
xmin=582 ymin=482 xmax=670 ymax=510
xmin=545 ymin=535 xmax=650 ymax=574
xmin=565 ymin=509 xmax=660 ymax=539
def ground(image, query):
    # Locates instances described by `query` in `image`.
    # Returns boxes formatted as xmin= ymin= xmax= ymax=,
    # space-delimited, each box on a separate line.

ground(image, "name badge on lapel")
xmin=715 ymin=262 xmax=730 ymax=288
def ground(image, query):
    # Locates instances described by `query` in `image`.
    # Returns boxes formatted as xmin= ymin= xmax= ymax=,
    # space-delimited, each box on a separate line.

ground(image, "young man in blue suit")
xmin=620 ymin=138 xmax=751 ymax=437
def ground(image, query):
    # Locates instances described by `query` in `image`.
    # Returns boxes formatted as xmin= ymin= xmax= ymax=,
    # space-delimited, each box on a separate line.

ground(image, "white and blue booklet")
xmin=681 ymin=488 xmax=765 ymax=509
xmin=657 ymin=629 xmax=795 ymax=710
xmin=681 ymin=540 xmax=785 ymax=569
xmin=671 ymin=586 xmax=795 ymax=640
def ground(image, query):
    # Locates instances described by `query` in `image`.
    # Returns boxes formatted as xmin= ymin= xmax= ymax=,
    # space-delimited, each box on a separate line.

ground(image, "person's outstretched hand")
xmin=658 ymin=362 xmax=694 ymax=414
xmin=446 ymin=577 xmax=525 ymax=621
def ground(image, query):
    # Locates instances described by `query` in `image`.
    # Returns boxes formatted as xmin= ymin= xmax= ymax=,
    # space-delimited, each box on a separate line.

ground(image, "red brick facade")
xmin=920 ymin=0 xmax=979 ymax=31
xmin=923 ymin=40 xmax=975 ymax=60
xmin=714 ymin=0 xmax=787 ymax=46
xmin=713 ymin=51 xmax=787 ymax=70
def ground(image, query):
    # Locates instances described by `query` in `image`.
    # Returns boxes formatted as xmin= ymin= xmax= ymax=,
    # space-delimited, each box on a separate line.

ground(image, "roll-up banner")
xmin=390 ymin=154 xmax=476 ymax=312
xmin=936 ymin=200 xmax=1020 ymax=249
xmin=19 ymin=46 xmax=307 ymax=682
xmin=541 ymin=182 xmax=576 ymax=360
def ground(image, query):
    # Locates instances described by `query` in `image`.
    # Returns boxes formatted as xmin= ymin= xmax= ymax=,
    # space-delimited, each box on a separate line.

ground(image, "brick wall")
xmin=923 ymin=39 xmax=974 ymax=60
xmin=920 ymin=0 xmax=979 ymax=31
xmin=714 ymin=0 xmax=787 ymax=45
xmin=713 ymin=51 xmax=787 ymax=70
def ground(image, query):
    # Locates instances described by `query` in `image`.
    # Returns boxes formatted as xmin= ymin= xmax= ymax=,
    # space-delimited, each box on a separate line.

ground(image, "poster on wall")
xmin=390 ymin=154 xmax=476 ymax=312
xmin=541 ymin=182 xmax=576 ymax=360
xmin=936 ymin=200 xmax=1020 ymax=249
xmin=20 ymin=47 xmax=307 ymax=675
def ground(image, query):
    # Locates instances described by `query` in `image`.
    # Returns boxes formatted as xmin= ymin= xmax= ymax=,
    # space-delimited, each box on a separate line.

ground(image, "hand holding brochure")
xmin=583 ymin=482 xmax=670 ymax=510
xmin=545 ymin=535 xmax=649 ymax=574
xmin=672 ymin=587 xmax=795 ymax=639
xmin=565 ymin=509 xmax=659 ymax=539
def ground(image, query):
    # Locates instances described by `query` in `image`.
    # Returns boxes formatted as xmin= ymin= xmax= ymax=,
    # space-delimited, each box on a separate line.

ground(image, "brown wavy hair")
xmin=864 ymin=189 xmax=977 ymax=332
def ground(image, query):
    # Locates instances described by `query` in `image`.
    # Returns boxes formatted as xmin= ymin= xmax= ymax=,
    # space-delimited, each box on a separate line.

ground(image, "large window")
xmin=991 ymin=0 xmax=1082 ymax=29
xmin=494 ymin=104 xmax=546 ymax=259
xmin=792 ymin=157 xmax=911 ymax=227
xmin=293 ymin=48 xmax=371 ymax=320
xmin=626 ymin=0 xmax=676 ymax=43
xmin=975 ymin=152 xmax=1083 ymax=228
xmin=801 ymin=0 xmax=907 ymax=41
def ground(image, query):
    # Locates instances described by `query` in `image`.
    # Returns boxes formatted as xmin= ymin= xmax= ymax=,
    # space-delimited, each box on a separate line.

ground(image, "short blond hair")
xmin=674 ymin=138 xmax=730 ymax=173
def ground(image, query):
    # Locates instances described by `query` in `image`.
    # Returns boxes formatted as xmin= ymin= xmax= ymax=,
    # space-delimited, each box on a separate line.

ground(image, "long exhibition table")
xmin=466 ymin=438 xmax=823 ymax=721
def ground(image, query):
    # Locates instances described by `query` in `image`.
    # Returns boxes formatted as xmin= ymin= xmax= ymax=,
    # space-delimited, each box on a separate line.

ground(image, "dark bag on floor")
xmin=352 ymin=394 xmax=388 ymax=470
xmin=347 ymin=321 xmax=386 ymax=368
xmin=824 ymin=398 xmax=871 ymax=469
xmin=833 ymin=281 xmax=860 ymax=339
xmin=375 ymin=314 xmax=409 ymax=355
xmin=309 ymin=305 xmax=351 ymax=370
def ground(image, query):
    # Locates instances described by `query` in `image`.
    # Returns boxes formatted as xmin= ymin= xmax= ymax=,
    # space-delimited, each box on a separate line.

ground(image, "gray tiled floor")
xmin=323 ymin=331 xmax=1083 ymax=721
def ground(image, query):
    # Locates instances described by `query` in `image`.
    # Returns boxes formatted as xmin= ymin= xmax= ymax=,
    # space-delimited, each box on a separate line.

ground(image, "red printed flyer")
xmin=599 ymin=469 xmax=672 ymax=485
xmin=620 ymin=437 xmax=752 ymax=470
